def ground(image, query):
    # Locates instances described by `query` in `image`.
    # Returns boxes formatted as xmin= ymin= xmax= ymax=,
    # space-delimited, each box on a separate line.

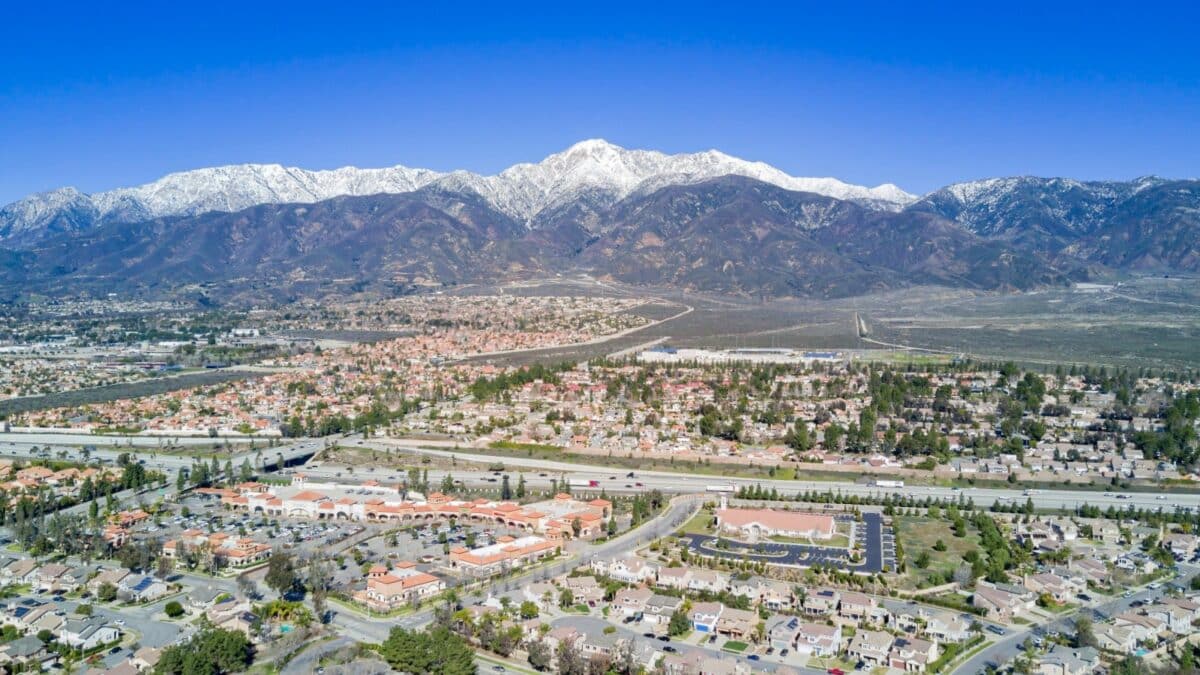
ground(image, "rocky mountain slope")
xmin=1 ymin=176 xmax=1076 ymax=302
xmin=0 ymin=140 xmax=914 ymax=248
xmin=1 ymin=141 xmax=1195 ymax=302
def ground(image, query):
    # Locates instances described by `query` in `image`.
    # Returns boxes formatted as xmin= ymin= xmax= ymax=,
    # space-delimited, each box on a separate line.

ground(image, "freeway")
xmin=312 ymin=438 xmax=1200 ymax=513
xmin=4 ymin=428 xmax=1195 ymax=513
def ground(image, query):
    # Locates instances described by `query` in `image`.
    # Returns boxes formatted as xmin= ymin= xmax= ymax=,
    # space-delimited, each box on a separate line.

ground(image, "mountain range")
xmin=1 ymin=140 xmax=1196 ymax=302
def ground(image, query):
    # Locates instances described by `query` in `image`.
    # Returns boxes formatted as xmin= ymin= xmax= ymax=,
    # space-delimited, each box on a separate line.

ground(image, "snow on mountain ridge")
xmin=0 ymin=140 xmax=916 ymax=243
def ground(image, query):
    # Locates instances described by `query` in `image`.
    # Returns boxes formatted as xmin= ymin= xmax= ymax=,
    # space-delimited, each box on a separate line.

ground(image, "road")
xmin=952 ymin=564 xmax=1200 ymax=674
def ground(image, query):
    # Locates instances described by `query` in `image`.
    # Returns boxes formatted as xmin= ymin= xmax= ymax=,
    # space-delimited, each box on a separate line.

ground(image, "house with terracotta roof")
xmin=353 ymin=563 xmax=445 ymax=611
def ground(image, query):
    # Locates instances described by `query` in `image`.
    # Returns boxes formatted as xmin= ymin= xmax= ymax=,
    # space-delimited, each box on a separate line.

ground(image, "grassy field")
xmin=893 ymin=515 xmax=981 ymax=588
xmin=681 ymin=508 xmax=716 ymax=534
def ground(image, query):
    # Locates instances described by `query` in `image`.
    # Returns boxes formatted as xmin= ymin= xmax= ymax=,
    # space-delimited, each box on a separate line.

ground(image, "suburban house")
xmin=0 ymin=636 xmax=54 ymax=670
xmin=523 ymin=582 xmax=558 ymax=609
xmin=1094 ymin=623 xmax=1138 ymax=653
xmin=612 ymin=587 xmax=653 ymax=618
xmin=847 ymin=629 xmax=894 ymax=667
xmin=972 ymin=582 xmax=1034 ymax=621
xmin=87 ymin=568 xmax=131 ymax=594
xmin=1023 ymin=572 xmax=1084 ymax=604
xmin=595 ymin=555 xmax=657 ymax=584
xmin=889 ymin=636 xmax=938 ymax=672
xmin=643 ymin=594 xmax=683 ymax=628
xmin=794 ymin=621 xmax=841 ymax=657
xmin=656 ymin=567 xmax=691 ymax=590
xmin=563 ymin=575 xmax=605 ymax=606
xmin=1036 ymin=645 xmax=1101 ymax=675
xmin=715 ymin=607 xmax=758 ymax=639
xmin=118 ymin=575 xmax=171 ymax=603
xmin=60 ymin=618 xmax=121 ymax=651
xmin=803 ymin=588 xmax=840 ymax=616
xmin=690 ymin=602 xmax=724 ymax=633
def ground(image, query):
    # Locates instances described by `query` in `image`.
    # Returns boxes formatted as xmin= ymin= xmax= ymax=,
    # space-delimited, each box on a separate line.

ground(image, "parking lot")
xmin=679 ymin=512 xmax=891 ymax=574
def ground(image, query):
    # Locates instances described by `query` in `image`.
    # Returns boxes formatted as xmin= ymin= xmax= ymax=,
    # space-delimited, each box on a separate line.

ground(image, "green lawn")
xmin=893 ymin=515 xmax=981 ymax=587
xmin=723 ymin=641 xmax=749 ymax=653
xmin=680 ymin=509 xmax=715 ymax=535
xmin=769 ymin=532 xmax=850 ymax=548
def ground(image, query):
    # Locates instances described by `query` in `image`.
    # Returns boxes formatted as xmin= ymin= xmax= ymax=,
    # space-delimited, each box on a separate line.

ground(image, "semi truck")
xmin=569 ymin=479 xmax=601 ymax=488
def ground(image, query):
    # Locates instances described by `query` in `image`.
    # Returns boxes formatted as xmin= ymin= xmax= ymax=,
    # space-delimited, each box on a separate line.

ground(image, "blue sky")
xmin=2 ymin=2 xmax=1198 ymax=203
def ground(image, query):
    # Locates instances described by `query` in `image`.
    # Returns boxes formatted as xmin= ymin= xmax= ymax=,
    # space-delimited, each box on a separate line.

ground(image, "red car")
xmin=827 ymin=669 xmax=845 ymax=675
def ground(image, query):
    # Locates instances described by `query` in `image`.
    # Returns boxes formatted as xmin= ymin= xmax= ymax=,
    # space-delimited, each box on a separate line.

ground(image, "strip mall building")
xmin=214 ymin=477 xmax=611 ymax=540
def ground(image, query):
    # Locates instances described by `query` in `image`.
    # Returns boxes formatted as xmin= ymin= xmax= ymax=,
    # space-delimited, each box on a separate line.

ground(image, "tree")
xmin=264 ymin=552 xmax=297 ymax=597
xmin=1110 ymin=655 xmax=1146 ymax=675
xmin=517 ymin=474 xmax=527 ymax=498
xmin=308 ymin=556 xmax=332 ymax=621
xmin=76 ymin=604 xmax=93 ymax=617
xmin=379 ymin=626 xmax=475 ymax=675
xmin=155 ymin=628 xmax=252 ymax=674
xmin=236 ymin=574 xmax=258 ymax=600
xmin=501 ymin=475 xmax=512 ymax=500
xmin=571 ymin=517 xmax=582 ymax=538
xmin=668 ymin=609 xmax=691 ymax=636
xmin=164 ymin=601 xmax=185 ymax=618
xmin=519 ymin=600 xmax=539 ymax=619
xmin=528 ymin=638 xmax=553 ymax=671
xmin=556 ymin=639 xmax=587 ymax=675
xmin=1181 ymin=644 xmax=1195 ymax=674
xmin=1074 ymin=615 xmax=1098 ymax=648
xmin=559 ymin=588 xmax=575 ymax=608
xmin=97 ymin=582 xmax=118 ymax=603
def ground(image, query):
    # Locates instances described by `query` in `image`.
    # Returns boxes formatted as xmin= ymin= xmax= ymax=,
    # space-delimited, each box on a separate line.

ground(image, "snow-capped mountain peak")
xmin=0 ymin=140 xmax=917 ymax=246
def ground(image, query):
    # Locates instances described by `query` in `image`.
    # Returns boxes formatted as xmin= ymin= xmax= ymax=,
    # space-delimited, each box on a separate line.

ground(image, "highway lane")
xmin=5 ymin=428 xmax=1196 ymax=515
xmin=307 ymin=439 xmax=1200 ymax=512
